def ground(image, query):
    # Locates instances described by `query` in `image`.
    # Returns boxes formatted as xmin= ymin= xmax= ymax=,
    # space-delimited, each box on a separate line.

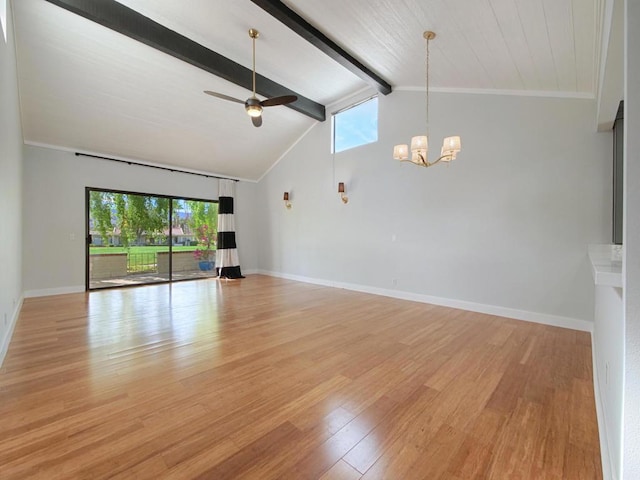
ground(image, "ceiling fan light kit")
xmin=393 ymin=31 xmax=461 ymax=167
xmin=245 ymin=98 xmax=263 ymax=117
xmin=204 ymin=28 xmax=297 ymax=127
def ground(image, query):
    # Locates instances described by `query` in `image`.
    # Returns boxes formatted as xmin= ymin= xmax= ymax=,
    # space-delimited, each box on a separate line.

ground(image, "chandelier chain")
xmin=425 ymin=33 xmax=430 ymax=139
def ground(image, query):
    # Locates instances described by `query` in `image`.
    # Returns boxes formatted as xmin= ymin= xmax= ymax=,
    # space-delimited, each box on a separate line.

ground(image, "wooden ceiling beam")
xmin=43 ymin=0 xmax=326 ymax=121
xmin=249 ymin=0 xmax=392 ymax=95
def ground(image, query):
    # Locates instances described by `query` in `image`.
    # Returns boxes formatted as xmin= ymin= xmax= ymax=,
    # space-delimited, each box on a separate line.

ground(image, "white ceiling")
xmin=12 ymin=0 xmax=610 ymax=181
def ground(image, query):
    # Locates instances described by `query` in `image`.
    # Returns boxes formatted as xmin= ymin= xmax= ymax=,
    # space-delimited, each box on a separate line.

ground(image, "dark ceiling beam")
xmin=249 ymin=0 xmax=392 ymax=95
xmin=43 ymin=0 xmax=326 ymax=121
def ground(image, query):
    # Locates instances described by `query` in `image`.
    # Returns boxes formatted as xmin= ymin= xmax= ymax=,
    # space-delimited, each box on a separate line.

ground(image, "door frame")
xmin=85 ymin=187 xmax=218 ymax=291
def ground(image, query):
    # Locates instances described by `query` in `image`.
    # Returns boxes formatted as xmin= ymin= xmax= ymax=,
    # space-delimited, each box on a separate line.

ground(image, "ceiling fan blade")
xmin=261 ymin=95 xmax=298 ymax=107
xmin=203 ymin=90 xmax=245 ymax=104
xmin=252 ymin=115 xmax=263 ymax=127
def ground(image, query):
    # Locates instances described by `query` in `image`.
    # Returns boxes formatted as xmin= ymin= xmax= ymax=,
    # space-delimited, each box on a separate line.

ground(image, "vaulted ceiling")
xmin=12 ymin=0 xmax=614 ymax=181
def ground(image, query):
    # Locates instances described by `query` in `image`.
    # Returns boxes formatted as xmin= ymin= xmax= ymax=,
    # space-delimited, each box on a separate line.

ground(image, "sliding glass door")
xmin=169 ymin=199 xmax=218 ymax=282
xmin=87 ymin=188 xmax=218 ymax=290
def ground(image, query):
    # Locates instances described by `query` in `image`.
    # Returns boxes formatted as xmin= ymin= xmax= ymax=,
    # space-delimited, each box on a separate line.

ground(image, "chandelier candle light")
xmin=393 ymin=31 xmax=461 ymax=167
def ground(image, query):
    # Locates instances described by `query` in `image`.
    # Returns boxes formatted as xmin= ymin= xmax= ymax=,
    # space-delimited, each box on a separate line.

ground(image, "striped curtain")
xmin=216 ymin=179 xmax=244 ymax=279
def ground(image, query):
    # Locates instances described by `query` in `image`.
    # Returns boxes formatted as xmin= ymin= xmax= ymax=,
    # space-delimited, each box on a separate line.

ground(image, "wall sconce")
xmin=338 ymin=182 xmax=348 ymax=204
xmin=283 ymin=192 xmax=292 ymax=209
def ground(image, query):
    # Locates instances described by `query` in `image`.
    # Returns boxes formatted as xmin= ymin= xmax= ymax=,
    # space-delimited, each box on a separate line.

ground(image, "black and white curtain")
xmin=216 ymin=179 xmax=244 ymax=279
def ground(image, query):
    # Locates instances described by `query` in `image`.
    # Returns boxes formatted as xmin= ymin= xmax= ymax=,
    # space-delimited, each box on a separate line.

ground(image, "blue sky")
xmin=334 ymin=97 xmax=378 ymax=153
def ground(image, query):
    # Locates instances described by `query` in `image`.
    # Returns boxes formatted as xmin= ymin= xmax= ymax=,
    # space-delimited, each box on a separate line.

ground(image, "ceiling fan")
xmin=204 ymin=29 xmax=297 ymax=127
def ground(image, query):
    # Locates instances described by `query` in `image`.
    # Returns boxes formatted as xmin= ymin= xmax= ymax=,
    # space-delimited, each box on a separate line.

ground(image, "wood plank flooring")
xmin=0 ymin=275 xmax=602 ymax=479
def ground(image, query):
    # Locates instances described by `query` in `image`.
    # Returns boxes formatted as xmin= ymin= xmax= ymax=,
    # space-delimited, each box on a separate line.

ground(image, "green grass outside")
xmin=90 ymin=245 xmax=206 ymax=255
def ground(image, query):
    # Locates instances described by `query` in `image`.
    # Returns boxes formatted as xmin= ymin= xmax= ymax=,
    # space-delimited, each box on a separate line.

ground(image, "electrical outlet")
xmin=392 ymin=278 xmax=398 ymax=287
xmin=605 ymin=362 xmax=609 ymax=385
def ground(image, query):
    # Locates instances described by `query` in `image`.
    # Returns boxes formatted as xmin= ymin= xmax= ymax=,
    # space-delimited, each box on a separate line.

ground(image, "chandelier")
xmin=393 ymin=31 xmax=461 ymax=167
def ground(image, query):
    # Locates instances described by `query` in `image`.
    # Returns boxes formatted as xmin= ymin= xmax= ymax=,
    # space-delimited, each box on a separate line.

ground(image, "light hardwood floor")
xmin=0 ymin=275 xmax=602 ymax=479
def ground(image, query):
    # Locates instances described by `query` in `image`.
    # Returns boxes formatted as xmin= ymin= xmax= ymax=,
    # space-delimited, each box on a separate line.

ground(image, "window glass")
xmin=87 ymin=189 xmax=218 ymax=289
xmin=1 ymin=0 xmax=7 ymax=43
xmin=333 ymin=96 xmax=378 ymax=153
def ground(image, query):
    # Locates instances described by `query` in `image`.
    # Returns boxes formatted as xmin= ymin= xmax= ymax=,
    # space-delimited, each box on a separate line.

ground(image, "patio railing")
xmin=127 ymin=252 xmax=157 ymax=273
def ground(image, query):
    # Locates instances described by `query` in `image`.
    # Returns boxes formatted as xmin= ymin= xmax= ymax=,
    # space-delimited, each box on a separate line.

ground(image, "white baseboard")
xmin=591 ymin=339 xmax=616 ymax=480
xmin=256 ymin=270 xmax=593 ymax=332
xmin=0 ymin=294 xmax=24 ymax=368
xmin=24 ymin=285 xmax=85 ymax=298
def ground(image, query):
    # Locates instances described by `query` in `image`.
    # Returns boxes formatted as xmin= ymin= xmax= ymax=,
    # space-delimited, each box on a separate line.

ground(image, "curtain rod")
xmin=75 ymin=152 xmax=239 ymax=182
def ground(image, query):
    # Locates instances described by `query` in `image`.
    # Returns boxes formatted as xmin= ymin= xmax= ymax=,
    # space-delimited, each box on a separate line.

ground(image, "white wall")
xmin=0 ymin=0 xmax=23 ymax=364
xmin=22 ymin=145 xmax=258 ymax=295
xmin=235 ymin=179 xmax=258 ymax=273
xmin=594 ymin=284 xmax=624 ymax=479
xmin=623 ymin=0 xmax=640 ymax=476
xmin=257 ymin=91 xmax=611 ymax=327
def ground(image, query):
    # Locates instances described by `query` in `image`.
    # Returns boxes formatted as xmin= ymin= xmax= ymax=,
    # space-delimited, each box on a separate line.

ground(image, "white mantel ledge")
xmin=588 ymin=244 xmax=623 ymax=288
